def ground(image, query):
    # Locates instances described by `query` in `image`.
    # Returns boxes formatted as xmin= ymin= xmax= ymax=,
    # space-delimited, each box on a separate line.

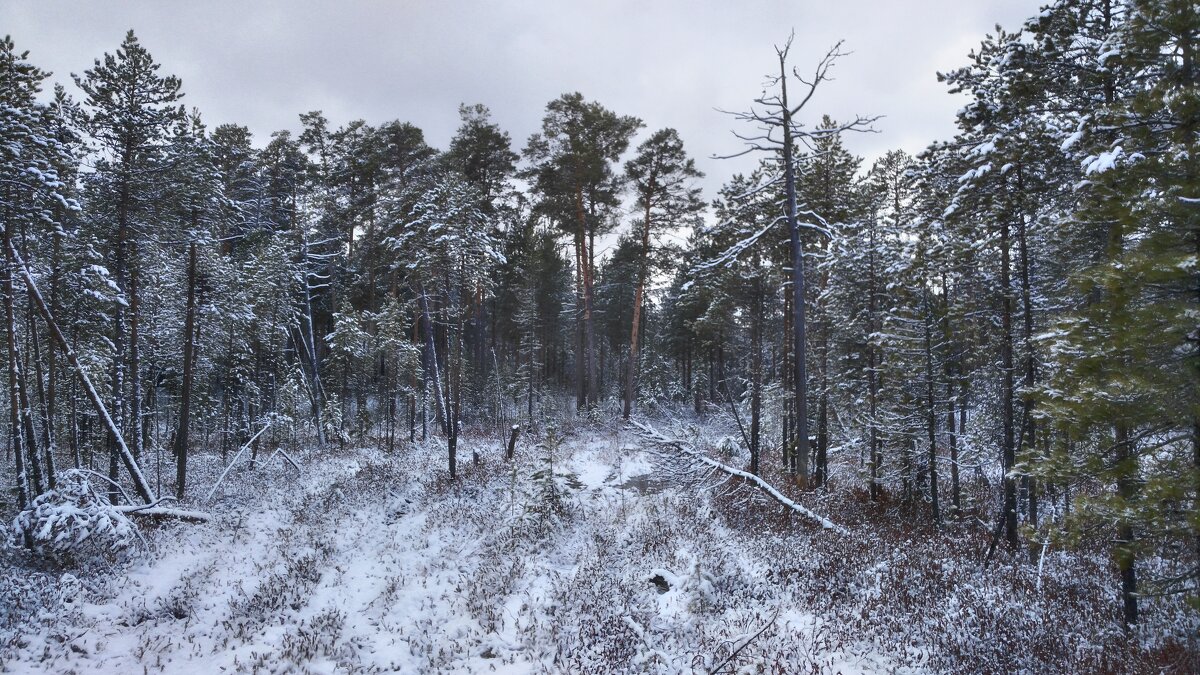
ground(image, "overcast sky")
xmin=5 ymin=0 xmax=1042 ymax=205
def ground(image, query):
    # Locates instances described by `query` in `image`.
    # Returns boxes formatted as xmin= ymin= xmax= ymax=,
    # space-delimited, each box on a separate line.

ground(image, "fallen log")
xmin=628 ymin=418 xmax=847 ymax=534
xmin=115 ymin=505 xmax=211 ymax=523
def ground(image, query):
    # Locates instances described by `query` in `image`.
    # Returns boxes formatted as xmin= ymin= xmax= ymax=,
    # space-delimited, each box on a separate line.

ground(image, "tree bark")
xmin=5 ymin=233 xmax=154 ymax=503
xmin=1001 ymin=210 xmax=1018 ymax=548
xmin=173 ymin=241 xmax=198 ymax=500
xmin=924 ymin=289 xmax=940 ymax=523
xmin=1115 ymin=422 xmax=1139 ymax=627
xmin=129 ymin=242 xmax=142 ymax=462
xmin=4 ymin=247 xmax=30 ymax=508
xmin=780 ymin=51 xmax=811 ymax=484
xmin=28 ymin=299 xmax=54 ymax=490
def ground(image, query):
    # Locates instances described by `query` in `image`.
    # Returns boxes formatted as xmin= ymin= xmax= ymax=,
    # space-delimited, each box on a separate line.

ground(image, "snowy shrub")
xmin=278 ymin=607 xmax=347 ymax=665
xmin=322 ymin=392 xmax=351 ymax=444
xmin=8 ymin=470 xmax=139 ymax=565
xmin=525 ymin=427 xmax=582 ymax=523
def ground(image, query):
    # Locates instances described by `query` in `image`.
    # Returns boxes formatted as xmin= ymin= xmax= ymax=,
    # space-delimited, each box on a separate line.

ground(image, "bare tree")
xmin=717 ymin=34 xmax=876 ymax=483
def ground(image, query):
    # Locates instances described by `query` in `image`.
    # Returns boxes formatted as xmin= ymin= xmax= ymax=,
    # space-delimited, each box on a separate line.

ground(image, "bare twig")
xmin=205 ymin=421 xmax=273 ymax=501
xmin=708 ymin=610 xmax=779 ymax=674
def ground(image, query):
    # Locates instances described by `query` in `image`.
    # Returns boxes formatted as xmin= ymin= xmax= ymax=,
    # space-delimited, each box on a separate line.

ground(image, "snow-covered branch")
xmin=627 ymin=419 xmax=847 ymax=534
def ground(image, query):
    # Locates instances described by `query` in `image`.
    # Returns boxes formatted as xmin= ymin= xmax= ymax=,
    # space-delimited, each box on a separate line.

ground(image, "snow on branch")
xmin=690 ymin=216 xmax=785 ymax=276
xmin=114 ymin=504 xmax=211 ymax=523
xmin=627 ymin=419 xmax=847 ymax=534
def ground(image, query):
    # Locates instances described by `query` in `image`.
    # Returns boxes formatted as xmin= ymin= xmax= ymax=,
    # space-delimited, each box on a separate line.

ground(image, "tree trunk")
xmin=107 ymin=175 xmax=129 ymax=501
xmin=573 ymin=218 xmax=586 ymax=410
xmin=586 ymin=221 xmax=597 ymax=410
xmin=1001 ymin=212 xmax=1018 ymax=548
xmin=868 ymin=232 xmax=881 ymax=501
xmin=4 ymin=247 xmax=30 ymax=508
xmin=418 ymin=289 xmax=448 ymax=436
xmin=1115 ymin=422 xmax=1139 ymax=627
xmin=129 ymin=242 xmax=142 ymax=462
xmin=28 ymin=300 xmax=54 ymax=490
xmin=924 ymin=289 xmax=940 ymax=523
xmin=299 ymin=227 xmax=325 ymax=447
xmin=749 ymin=270 xmax=763 ymax=476
xmin=942 ymin=275 xmax=960 ymax=514
xmin=6 ymin=234 xmax=154 ymax=503
xmin=625 ymin=173 xmax=656 ymax=419
xmin=780 ymin=52 xmax=811 ymax=484
xmin=1016 ymin=165 xmax=1040 ymax=550
xmin=173 ymin=241 xmax=198 ymax=500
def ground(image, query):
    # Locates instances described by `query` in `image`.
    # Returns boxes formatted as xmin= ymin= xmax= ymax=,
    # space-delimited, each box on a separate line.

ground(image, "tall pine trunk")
xmin=923 ymin=289 xmax=940 ymax=523
xmin=4 ymin=240 xmax=30 ymax=508
xmin=1000 ymin=211 xmax=1018 ymax=548
xmin=173 ymin=241 xmax=198 ymax=499
xmin=624 ymin=205 xmax=653 ymax=420
xmin=129 ymin=243 xmax=142 ymax=462
xmin=27 ymin=300 xmax=54 ymax=490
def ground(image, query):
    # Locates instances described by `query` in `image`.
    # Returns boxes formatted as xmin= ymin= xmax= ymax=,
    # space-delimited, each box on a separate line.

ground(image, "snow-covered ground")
xmin=1 ymin=424 xmax=909 ymax=673
xmin=2 ymin=419 xmax=1197 ymax=673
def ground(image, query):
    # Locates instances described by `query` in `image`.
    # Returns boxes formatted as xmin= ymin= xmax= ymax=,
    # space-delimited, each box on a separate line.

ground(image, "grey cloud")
xmin=3 ymin=0 xmax=1042 ymax=198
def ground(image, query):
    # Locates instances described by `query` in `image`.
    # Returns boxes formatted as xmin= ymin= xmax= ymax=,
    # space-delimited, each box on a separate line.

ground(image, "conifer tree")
xmin=523 ymin=93 xmax=642 ymax=411
xmin=74 ymin=30 xmax=183 ymax=497
xmin=622 ymin=128 xmax=704 ymax=419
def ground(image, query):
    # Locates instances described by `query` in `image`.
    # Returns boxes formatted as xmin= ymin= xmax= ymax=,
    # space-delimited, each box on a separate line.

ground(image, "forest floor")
xmin=1 ymin=413 xmax=1198 ymax=673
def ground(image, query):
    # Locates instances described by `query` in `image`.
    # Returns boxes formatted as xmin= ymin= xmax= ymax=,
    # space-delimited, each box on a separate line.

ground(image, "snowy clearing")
xmin=5 ymin=419 xmax=1196 ymax=673
xmin=4 ymin=424 xmax=907 ymax=674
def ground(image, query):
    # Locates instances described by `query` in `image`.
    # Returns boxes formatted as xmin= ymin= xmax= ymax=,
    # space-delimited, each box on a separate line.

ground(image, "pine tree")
xmin=523 ymin=93 xmax=642 ymax=411
xmin=720 ymin=35 xmax=876 ymax=484
xmin=74 ymin=30 xmax=183 ymax=499
xmin=1034 ymin=0 xmax=1200 ymax=627
xmin=622 ymin=128 xmax=704 ymax=419
xmin=382 ymin=161 xmax=503 ymax=477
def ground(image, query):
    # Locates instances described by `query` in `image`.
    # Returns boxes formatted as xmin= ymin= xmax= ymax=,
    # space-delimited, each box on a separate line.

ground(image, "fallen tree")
xmin=115 ymin=503 xmax=211 ymax=523
xmin=5 ymin=233 xmax=209 ymax=522
xmin=628 ymin=418 xmax=846 ymax=534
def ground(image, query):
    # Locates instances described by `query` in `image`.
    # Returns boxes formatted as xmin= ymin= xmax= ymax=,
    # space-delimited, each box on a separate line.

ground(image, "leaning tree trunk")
xmin=5 ymin=234 xmax=154 ymax=503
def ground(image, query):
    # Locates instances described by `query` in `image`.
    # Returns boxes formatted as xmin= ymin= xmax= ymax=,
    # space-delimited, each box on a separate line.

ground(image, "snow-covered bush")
xmin=322 ymin=392 xmax=351 ymax=445
xmin=525 ymin=426 xmax=581 ymax=522
xmin=8 ymin=470 xmax=139 ymax=565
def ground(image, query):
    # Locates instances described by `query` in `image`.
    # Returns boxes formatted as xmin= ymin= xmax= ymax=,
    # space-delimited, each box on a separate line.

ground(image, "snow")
xmin=2 ymin=428 xmax=914 ymax=673
xmin=1082 ymin=146 xmax=1123 ymax=175
xmin=1060 ymin=129 xmax=1084 ymax=151
xmin=7 ymin=416 xmax=1198 ymax=673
